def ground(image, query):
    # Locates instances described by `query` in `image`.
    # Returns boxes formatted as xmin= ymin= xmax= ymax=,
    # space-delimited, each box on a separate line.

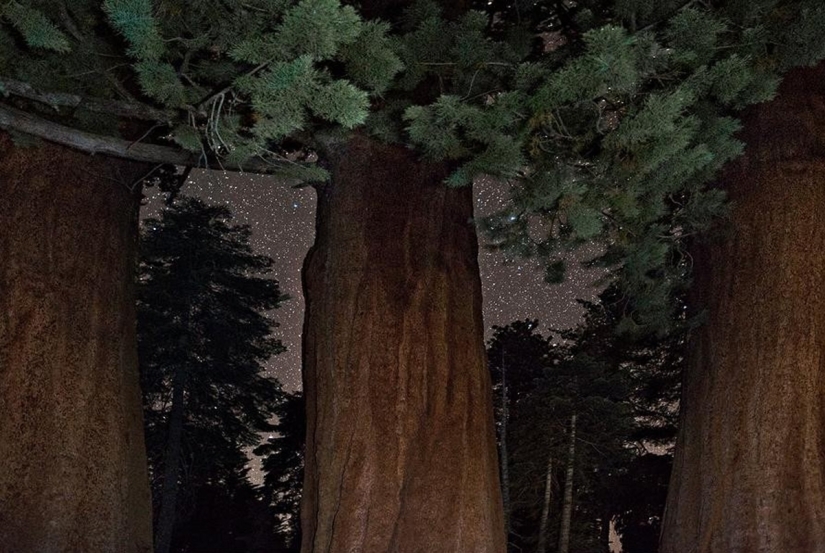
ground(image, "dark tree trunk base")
xmin=301 ymin=134 xmax=505 ymax=553
xmin=0 ymin=134 xmax=153 ymax=553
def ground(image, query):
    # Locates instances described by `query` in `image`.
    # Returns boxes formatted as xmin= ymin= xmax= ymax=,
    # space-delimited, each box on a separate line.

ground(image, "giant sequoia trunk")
xmin=0 ymin=134 xmax=153 ymax=552
xmin=661 ymin=64 xmax=825 ymax=552
xmin=301 ymin=134 xmax=506 ymax=552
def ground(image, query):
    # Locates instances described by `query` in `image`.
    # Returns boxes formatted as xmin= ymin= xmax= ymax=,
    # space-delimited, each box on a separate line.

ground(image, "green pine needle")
xmin=103 ymin=0 xmax=165 ymax=61
xmin=3 ymin=2 xmax=70 ymax=53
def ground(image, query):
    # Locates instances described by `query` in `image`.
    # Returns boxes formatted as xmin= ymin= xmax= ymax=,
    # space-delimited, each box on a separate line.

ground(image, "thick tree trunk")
xmin=154 ymin=368 xmax=186 ymax=553
xmin=661 ymin=64 xmax=825 ymax=552
xmin=536 ymin=456 xmax=553 ymax=553
xmin=0 ymin=133 xmax=152 ymax=552
xmin=300 ymin=134 xmax=505 ymax=553
xmin=558 ymin=414 xmax=576 ymax=553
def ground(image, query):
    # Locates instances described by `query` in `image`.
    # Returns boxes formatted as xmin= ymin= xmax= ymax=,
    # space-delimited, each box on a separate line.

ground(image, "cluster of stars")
xmin=142 ymin=170 xmax=604 ymax=391
xmin=143 ymin=169 xmax=315 ymax=391
xmin=475 ymin=178 xmax=605 ymax=342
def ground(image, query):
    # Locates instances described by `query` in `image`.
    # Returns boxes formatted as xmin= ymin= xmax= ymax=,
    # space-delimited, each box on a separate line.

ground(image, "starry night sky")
xmin=142 ymin=169 xmax=604 ymax=391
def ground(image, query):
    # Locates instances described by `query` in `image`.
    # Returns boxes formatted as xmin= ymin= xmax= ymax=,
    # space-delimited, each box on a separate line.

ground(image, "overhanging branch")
xmin=0 ymin=77 xmax=175 ymax=122
xmin=0 ymin=103 xmax=304 ymax=175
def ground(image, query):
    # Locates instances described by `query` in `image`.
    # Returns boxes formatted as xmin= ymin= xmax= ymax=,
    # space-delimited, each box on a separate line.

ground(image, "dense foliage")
xmin=4 ymin=0 xmax=825 ymax=332
xmin=489 ymin=286 xmax=685 ymax=552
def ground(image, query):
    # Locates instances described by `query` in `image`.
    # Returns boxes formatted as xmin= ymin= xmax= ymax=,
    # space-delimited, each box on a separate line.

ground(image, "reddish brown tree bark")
xmin=301 ymin=134 xmax=506 ymax=552
xmin=0 ymin=134 xmax=153 ymax=553
xmin=661 ymin=64 xmax=825 ymax=552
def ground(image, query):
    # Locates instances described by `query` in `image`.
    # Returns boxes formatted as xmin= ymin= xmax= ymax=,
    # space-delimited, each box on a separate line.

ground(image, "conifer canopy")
xmin=3 ymin=0 xmax=825 ymax=329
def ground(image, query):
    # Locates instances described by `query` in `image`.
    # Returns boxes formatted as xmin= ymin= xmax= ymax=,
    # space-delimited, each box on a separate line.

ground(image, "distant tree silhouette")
xmin=137 ymin=197 xmax=287 ymax=553
xmin=256 ymin=391 xmax=306 ymax=551
xmin=491 ymin=286 xmax=686 ymax=552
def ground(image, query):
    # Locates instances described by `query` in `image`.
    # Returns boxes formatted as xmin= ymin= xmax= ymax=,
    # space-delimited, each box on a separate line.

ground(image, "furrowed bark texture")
xmin=0 ymin=134 xmax=153 ymax=553
xmin=301 ymin=134 xmax=506 ymax=553
xmin=661 ymin=64 xmax=825 ymax=552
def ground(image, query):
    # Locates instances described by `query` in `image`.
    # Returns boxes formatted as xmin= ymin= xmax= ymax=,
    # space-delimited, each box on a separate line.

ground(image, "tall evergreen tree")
xmin=137 ymin=197 xmax=286 ymax=553
xmin=516 ymin=352 xmax=632 ymax=553
xmin=566 ymin=288 xmax=684 ymax=552
xmin=563 ymin=289 xmax=684 ymax=552
xmin=4 ymin=0 xmax=825 ymax=550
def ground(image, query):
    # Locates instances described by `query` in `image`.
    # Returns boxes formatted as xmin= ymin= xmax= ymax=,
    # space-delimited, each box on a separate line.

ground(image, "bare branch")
xmin=0 ymin=103 xmax=305 ymax=174
xmin=0 ymin=77 xmax=174 ymax=122
xmin=195 ymin=61 xmax=269 ymax=113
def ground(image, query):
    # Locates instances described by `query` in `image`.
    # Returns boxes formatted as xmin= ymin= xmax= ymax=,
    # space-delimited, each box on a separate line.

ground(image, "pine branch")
xmin=0 ymin=77 xmax=174 ymax=121
xmin=196 ymin=61 xmax=270 ymax=113
xmin=57 ymin=2 xmax=84 ymax=42
xmin=636 ymin=0 xmax=700 ymax=34
xmin=0 ymin=103 xmax=304 ymax=174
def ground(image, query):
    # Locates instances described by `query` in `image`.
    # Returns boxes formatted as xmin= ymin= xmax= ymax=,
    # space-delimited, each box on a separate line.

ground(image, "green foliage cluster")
xmin=4 ymin=0 xmax=825 ymax=330
xmin=478 ymin=1 xmax=817 ymax=332
xmin=103 ymin=0 xmax=165 ymax=61
xmin=2 ymin=1 xmax=70 ymax=52
xmin=564 ymin=284 xmax=686 ymax=445
xmin=1 ymin=0 xmax=403 ymax=178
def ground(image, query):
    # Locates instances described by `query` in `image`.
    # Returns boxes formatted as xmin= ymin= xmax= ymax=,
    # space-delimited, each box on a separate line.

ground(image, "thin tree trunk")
xmin=599 ymin=512 xmax=611 ymax=553
xmin=0 ymin=133 xmax=153 ymax=552
xmin=536 ymin=456 xmax=554 ymax=553
xmin=154 ymin=367 xmax=186 ymax=553
xmin=500 ymin=356 xmax=511 ymax=538
xmin=661 ymin=64 xmax=825 ymax=552
xmin=558 ymin=414 xmax=576 ymax=553
xmin=300 ymin=133 xmax=505 ymax=553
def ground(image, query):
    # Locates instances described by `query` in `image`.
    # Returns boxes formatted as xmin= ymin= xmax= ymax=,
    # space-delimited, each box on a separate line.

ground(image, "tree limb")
xmin=0 ymin=77 xmax=174 ymax=122
xmin=0 ymin=103 xmax=300 ymax=174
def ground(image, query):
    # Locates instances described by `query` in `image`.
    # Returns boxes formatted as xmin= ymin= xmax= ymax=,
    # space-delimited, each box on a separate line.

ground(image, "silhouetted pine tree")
xmin=137 ymin=196 xmax=286 ymax=553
